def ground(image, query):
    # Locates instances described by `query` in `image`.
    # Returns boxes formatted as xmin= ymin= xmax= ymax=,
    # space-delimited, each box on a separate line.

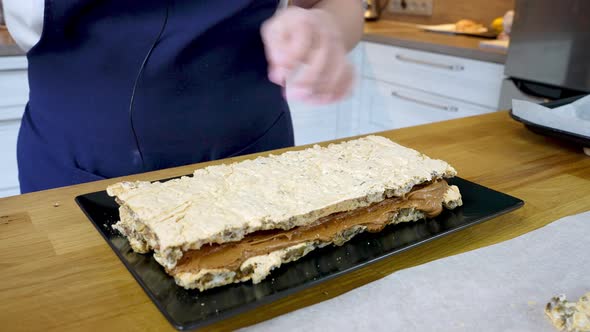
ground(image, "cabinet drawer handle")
xmin=395 ymin=54 xmax=464 ymax=71
xmin=0 ymin=68 xmax=27 ymax=73
xmin=0 ymin=105 xmax=25 ymax=122
xmin=391 ymin=91 xmax=459 ymax=112
xmin=0 ymin=118 xmax=21 ymax=124
xmin=0 ymin=103 xmax=26 ymax=109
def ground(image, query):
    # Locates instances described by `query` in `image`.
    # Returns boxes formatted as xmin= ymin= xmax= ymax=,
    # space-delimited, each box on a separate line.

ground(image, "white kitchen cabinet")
xmin=289 ymin=41 xmax=505 ymax=145
xmin=0 ymin=186 xmax=20 ymax=198
xmin=362 ymin=42 xmax=505 ymax=109
xmin=287 ymin=43 xmax=364 ymax=146
xmin=0 ymin=120 xmax=21 ymax=196
xmin=288 ymin=101 xmax=339 ymax=145
xmin=357 ymin=78 xmax=495 ymax=134
xmin=0 ymin=67 xmax=29 ymax=108
xmin=0 ymin=56 xmax=28 ymax=198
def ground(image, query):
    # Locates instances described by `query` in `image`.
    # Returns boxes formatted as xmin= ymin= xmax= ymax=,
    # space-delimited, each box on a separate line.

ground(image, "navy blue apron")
xmin=18 ymin=0 xmax=294 ymax=193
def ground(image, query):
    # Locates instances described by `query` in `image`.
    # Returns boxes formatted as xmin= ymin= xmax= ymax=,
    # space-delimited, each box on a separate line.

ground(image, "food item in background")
xmin=545 ymin=292 xmax=590 ymax=332
xmin=454 ymin=19 xmax=486 ymax=33
xmin=108 ymin=135 xmax=463 ymax=291
xmin=491 ymin=17 xmax=504 ymax=34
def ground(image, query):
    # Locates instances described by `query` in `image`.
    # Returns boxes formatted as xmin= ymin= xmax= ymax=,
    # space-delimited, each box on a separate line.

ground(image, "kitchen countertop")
xmin=0 ymin=27 xmax=25 ymax=56
xmin=1 ymin=111 xmax=589 ymax=331
xmin=363 ymin=20 xmax=507 ymax=64
xmin=1 ymin=21 xmax=505 ymax=62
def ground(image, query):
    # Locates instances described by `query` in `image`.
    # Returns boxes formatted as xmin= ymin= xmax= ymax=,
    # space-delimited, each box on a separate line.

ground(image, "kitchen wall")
xmin=380 ymin=0 xmax=514 ymax=27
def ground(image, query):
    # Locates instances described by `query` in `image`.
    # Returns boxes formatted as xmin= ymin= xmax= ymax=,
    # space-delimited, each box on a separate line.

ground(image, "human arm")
xmin=261 ymin=0 xmax=364 ymax=104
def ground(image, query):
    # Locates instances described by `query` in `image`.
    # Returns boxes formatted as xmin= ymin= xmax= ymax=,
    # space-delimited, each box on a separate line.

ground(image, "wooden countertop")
xmin=363 ymin=20 xmax=507 ymax=64
xmin=1 ymin=20 xmax=505 ymax=61
xmin=1 ymin=111 xmax=589 ymax=331
xmin=0 ymin=27 xmax=25 ymax=56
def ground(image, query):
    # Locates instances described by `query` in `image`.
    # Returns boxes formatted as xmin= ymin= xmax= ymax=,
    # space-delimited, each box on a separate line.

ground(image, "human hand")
xmin=261 ymin=7 xmax=355 ymax=105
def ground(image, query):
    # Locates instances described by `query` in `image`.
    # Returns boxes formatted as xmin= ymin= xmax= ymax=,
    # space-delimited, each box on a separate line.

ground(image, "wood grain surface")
xmin=380 ymin=0 xmax=514 ymax=27
xmin=362 ymin=19 xmax=506 ymax=63
xmin=0 ymin=28 xmax=25 ymax=56
xmin=1 ymin=111 xmax=589 ymax=331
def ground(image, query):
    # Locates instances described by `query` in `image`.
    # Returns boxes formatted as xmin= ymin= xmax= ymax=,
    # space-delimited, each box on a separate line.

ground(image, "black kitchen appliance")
xmin=510 ymin=94 xmax=590 ymax=155
xmin=498 ymin=0 xmax=590 ymax=109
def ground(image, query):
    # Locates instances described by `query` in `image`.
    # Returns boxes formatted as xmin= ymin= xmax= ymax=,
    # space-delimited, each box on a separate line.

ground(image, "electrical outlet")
xmin=388 ymin=0 xmax=433 ymax=16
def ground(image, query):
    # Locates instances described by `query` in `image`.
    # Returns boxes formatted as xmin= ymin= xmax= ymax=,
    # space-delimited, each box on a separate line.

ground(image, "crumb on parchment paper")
xmin=545 ymin=292 xmax=590 ymax=332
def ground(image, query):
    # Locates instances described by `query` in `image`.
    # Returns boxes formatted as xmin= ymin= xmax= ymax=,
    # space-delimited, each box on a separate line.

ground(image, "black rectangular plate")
xmin=509 ymin=94 xmax=590 ymax=148
xmin=75 ymin=177 xmax=523 ymax=331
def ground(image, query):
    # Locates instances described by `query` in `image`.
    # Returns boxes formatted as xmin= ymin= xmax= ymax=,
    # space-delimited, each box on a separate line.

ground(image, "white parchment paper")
xmin=241 ymin=211 xmax=590 ymax=332
xmin=512 ymin=95 xmax=590 ymax=137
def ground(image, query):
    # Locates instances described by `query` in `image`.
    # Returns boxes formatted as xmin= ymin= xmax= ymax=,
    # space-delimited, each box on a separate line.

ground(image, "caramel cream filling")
xmin=171 ymin=180 xmax=450 ymax=274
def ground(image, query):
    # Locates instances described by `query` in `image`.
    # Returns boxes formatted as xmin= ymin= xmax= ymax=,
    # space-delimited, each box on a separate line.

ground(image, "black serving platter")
xmin=510 ymin=94 xmax=590 ymax=148
xmin=75 ymin=177 xmax=523 ymax=331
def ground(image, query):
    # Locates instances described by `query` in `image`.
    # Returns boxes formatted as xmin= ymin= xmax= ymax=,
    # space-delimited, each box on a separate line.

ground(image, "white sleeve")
xmin=2 ymin=0 xmax=44 ymax=52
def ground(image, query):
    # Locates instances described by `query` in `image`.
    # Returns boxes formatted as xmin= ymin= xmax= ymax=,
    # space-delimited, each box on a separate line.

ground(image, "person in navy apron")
xmin=7 ymin=0 xmax=362 ymax=193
